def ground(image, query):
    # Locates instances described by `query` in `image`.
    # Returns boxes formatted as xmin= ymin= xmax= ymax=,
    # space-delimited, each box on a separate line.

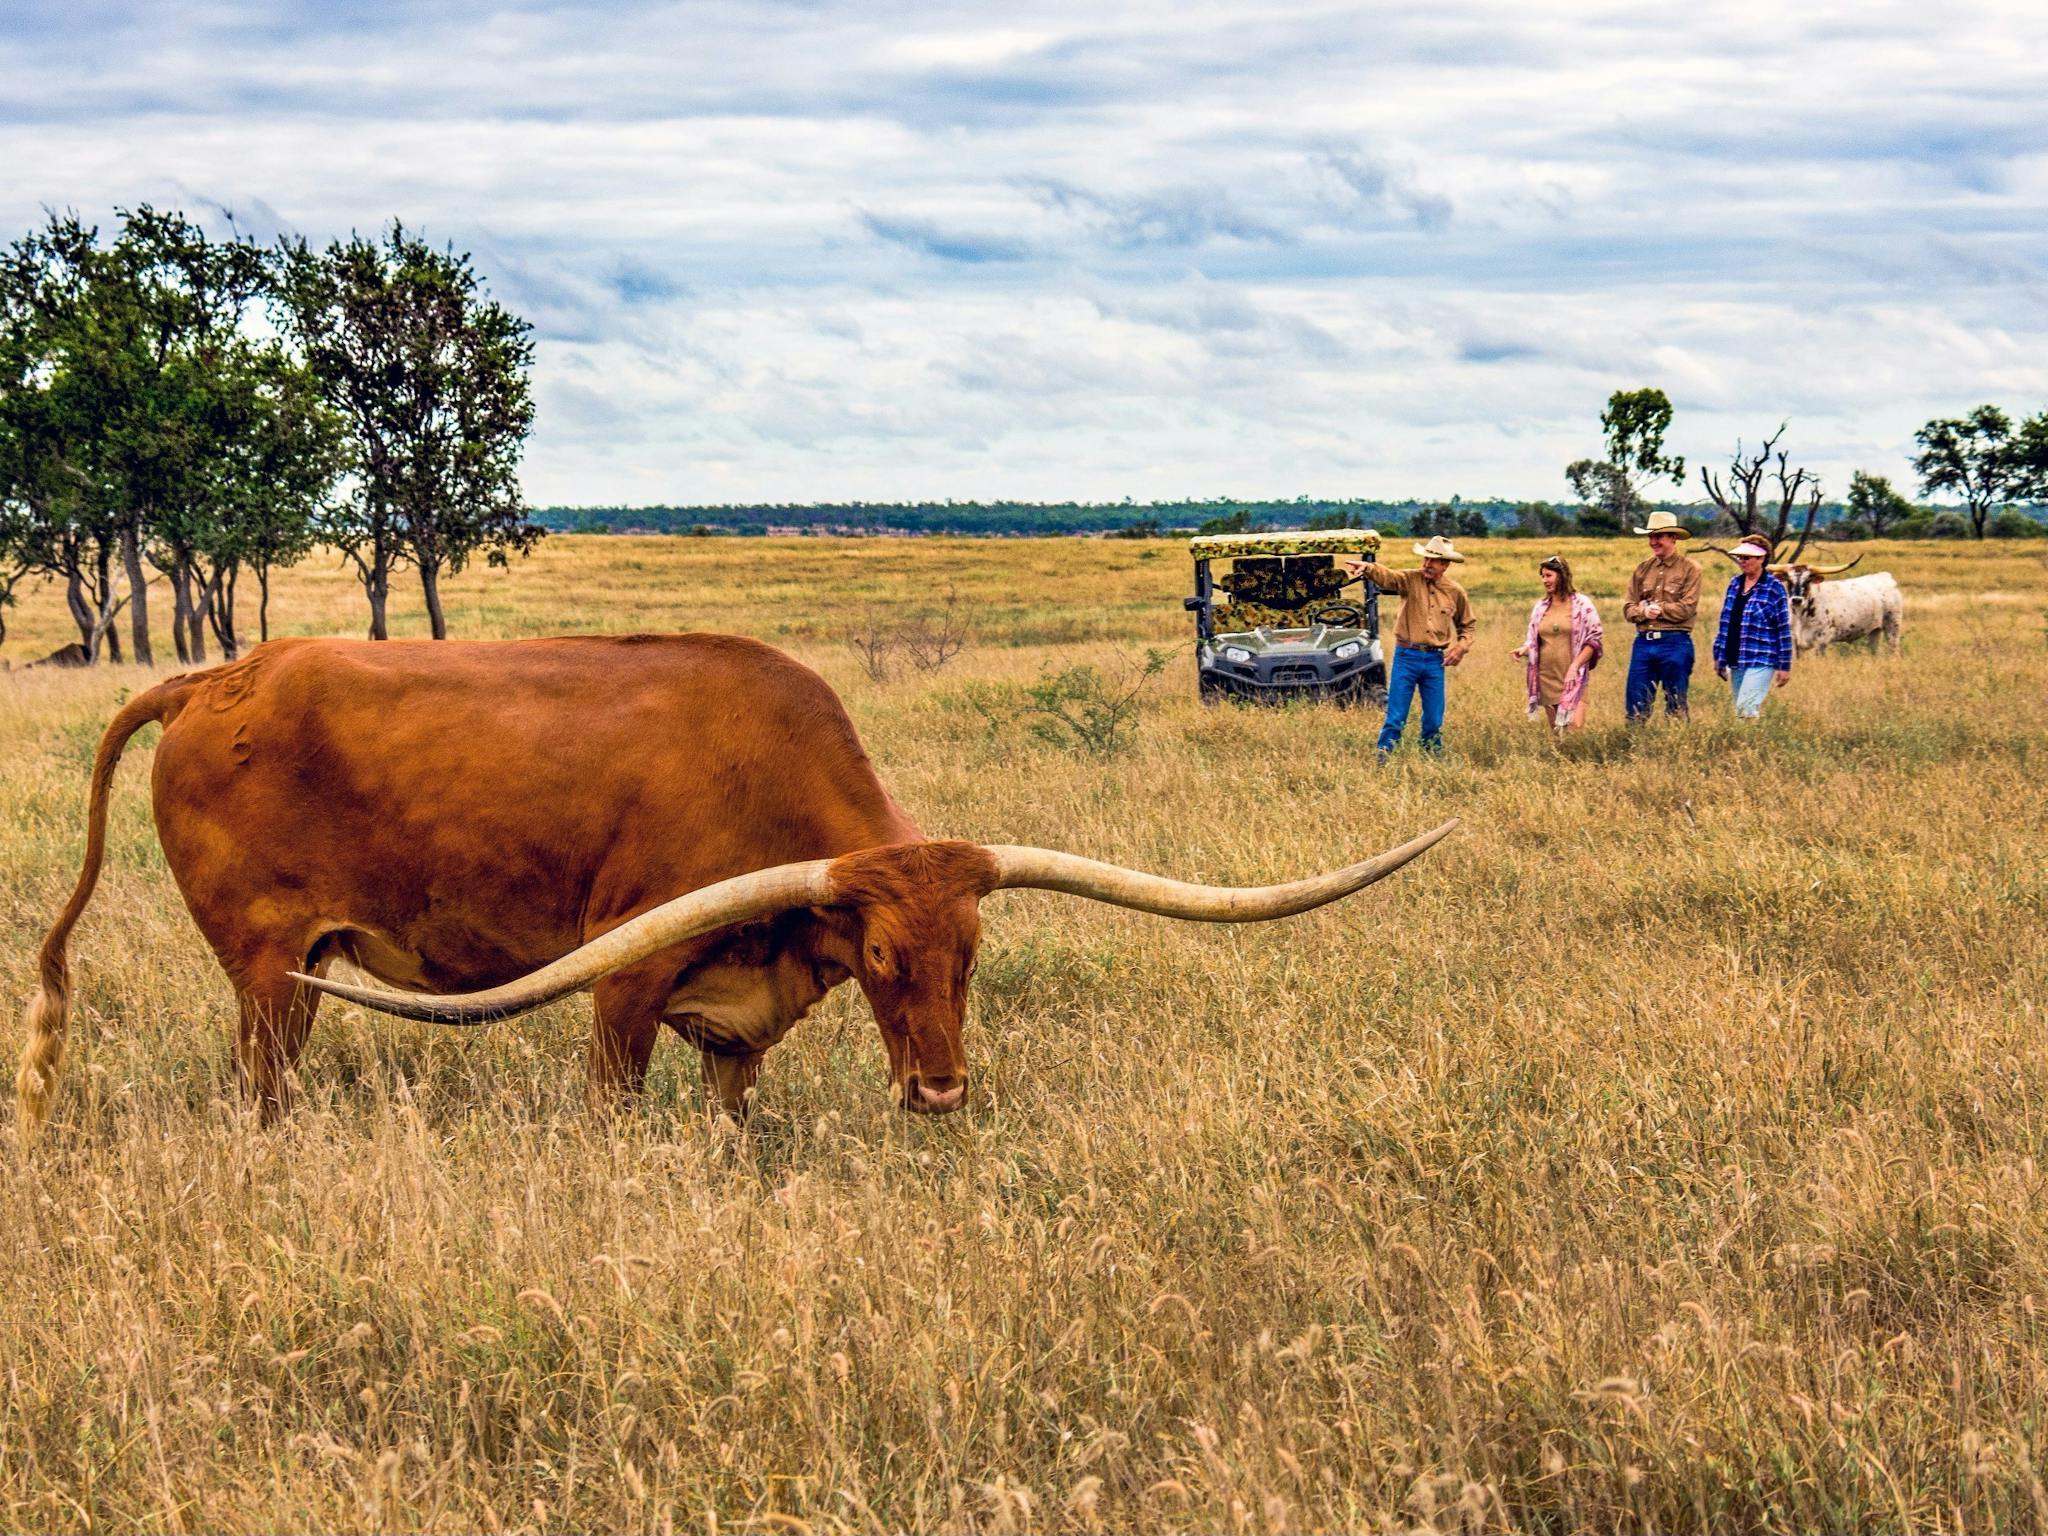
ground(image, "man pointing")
xmin=1343 ymin=535 xmax=1477 ymax=760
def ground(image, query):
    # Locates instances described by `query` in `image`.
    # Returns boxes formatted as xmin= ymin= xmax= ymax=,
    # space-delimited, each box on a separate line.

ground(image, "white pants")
xmin=1730 ymin=666 xmax=1774 ymax=719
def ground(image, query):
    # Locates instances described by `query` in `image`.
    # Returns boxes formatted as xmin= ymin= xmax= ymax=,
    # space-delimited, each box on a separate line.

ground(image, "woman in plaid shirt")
xmin=1712 ymin=536 xmax=1793 ymax=719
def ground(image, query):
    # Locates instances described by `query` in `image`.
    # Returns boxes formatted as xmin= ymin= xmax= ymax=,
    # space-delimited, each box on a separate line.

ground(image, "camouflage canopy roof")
xmin=1187 ymin=529 xmax=1382 ymax=559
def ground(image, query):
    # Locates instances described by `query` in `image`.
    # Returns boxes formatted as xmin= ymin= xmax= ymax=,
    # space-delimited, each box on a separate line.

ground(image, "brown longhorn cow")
xmin=17 ymin=634 xmax=1452 ymax=1139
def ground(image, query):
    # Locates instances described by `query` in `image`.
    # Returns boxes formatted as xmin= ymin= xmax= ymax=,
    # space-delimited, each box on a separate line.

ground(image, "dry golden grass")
xmin=3 ymin=535 xmax=2048 ymax=1533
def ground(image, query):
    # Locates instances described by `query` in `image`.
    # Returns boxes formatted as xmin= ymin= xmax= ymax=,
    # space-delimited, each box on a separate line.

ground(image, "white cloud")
xmin=3 ymin=0 xmax=2046 ymax=502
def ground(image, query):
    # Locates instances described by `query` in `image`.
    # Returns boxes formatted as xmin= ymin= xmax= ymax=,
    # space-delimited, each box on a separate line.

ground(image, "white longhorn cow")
xmin=1776 ymin=564 xmax=1902 ymax=655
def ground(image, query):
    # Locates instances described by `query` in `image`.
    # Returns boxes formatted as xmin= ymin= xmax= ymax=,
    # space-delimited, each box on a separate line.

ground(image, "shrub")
xmin=1988 ymin=509 xmax=2048 ymax=539
xmin=963 ymin=649 xmax=1170 ymax=758
xmin=899 ymin=591 xmax=972 ymax=672
xmin=843 ymin=608 xmax=898 ymax=681
xmin=1929 ymin=511 xmax=1970 ymax=539
xmin=1306 ymin=510 xmax=1367 ymax=531
xmin=1508 ymin=501 xmax=1571 ymax=540
xmin=843 ymin=591 xmax=975 ymax=679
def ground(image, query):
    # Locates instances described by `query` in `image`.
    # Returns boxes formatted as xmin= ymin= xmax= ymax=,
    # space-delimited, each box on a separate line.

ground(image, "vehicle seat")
xmin=1216 ymin=556 xmax=1347 ymax=629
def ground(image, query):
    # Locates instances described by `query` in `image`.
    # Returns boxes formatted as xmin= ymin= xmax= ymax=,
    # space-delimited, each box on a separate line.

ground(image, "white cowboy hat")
xmin=1730 ymin=537 xmax=1771 ymax=560
xmin=1411 ymin=535 xmax=1466 ymax=563
xmin=1632 ymin=509 xmax=1691 ymax=538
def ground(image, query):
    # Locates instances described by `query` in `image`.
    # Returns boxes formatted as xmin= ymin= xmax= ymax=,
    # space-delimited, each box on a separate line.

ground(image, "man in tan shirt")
xmin=1342 ymin=534 xmax=1477 ymax=757
xmin=1622 ymin=510 xmax=1702 ymax=720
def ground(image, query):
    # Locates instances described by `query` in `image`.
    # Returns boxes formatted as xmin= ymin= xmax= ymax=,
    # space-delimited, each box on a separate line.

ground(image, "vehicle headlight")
xmin=1223 ymin=646 xmax=1253 ymax=665
xmin=1332 ymin=640 xmax=1362 ymax=660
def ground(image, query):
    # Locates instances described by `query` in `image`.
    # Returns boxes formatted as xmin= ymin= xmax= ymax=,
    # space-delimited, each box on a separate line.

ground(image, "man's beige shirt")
xmin=1357 ymin=564 xmax=1477 ymax=650
xmin=1624 ymin=552 xmax=1702 ymax=631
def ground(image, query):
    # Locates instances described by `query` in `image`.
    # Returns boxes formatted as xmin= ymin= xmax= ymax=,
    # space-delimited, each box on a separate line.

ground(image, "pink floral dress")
xmin=1523 ymin=591 xmax=1604 ymax=726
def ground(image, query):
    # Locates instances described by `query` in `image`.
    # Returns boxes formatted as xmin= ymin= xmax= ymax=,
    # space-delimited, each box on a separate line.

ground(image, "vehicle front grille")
xmin=1269 ymin=664 xmax=1322 ymax=686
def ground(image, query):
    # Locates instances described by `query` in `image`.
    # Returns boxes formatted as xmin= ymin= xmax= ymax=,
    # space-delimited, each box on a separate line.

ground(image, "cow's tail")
xmin=17 ymin=674 xmax=199 ymax=1143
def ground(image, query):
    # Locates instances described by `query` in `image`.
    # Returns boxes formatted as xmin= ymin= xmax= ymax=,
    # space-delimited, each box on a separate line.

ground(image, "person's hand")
xmin=1445 ymin=643 xmax=1468 ymax=667
xmin=1643 ymin=601 xmax=1662 ymax=619
xmin=1341 ymin=558 xmax=1367 ymax=579
xmin=1566 ymin=665 xmax=1585 ymax=686
xmin=1775 ymin=669 xmax=1791 ymax=689
xmin=1511 ymin=643 xmax=1529 ymax=660
xmin=1715 ymin=663 xmax=1728 ymax=680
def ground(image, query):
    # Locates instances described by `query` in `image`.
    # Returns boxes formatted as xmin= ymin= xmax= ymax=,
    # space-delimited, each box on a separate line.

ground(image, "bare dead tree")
xmin=900 ymin=589 xmax=972 ymax=673
xmin=843 ymin=607 xmax=900 ymax=682
xmin=1698 ymin=422 xmax=1824 ymax=565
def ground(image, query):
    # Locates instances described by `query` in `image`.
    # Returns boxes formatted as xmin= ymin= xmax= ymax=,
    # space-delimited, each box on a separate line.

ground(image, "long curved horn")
xmin=1768 ymin=555 xmax=1862 ymax=577
xmin=296 ymin=822 xmax=1460 ymax=1026
xmin=985 ymin=819 xmax=1457 ymax=919
xmin=291 ymin=860 xmax=836 ymax=1024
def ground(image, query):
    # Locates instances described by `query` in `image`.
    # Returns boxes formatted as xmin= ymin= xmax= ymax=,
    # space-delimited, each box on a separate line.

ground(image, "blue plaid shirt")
xmin=1713 ymin=572 xmax=1793 ymax=672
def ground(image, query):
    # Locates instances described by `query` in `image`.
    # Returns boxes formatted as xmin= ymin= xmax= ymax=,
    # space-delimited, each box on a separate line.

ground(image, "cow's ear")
xmin=805 ymin=907 xmax=863 ymax=972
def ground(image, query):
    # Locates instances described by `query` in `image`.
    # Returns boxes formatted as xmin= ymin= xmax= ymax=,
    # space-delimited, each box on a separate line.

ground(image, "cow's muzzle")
xmin=903 ymin=1073 xmax=966 ymax=1114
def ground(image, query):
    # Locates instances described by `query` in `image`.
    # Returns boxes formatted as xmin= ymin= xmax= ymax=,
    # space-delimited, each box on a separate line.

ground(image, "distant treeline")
xmin=538 ymin=498 xmax=1435 ymax=537
xmin=533 ymin=496 xmax=2048 ymax=541
xmin=538 ymin=497 xmax=1587 ymax=538
xmin=537 ymin=387 xmax=2048 ymax=548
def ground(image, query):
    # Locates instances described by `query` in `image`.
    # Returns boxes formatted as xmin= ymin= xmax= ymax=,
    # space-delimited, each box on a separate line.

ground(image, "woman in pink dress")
xmin=1511 ymin=555 xmax=1603 ymax=732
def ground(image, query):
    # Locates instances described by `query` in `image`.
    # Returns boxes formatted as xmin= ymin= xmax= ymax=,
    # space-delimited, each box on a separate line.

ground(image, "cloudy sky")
xmin=7 ymin=0 xmax=2047 ymax=505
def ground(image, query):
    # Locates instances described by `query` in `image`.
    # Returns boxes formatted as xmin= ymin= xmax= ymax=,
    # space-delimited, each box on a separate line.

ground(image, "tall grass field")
xmin=3 ymin=535 xmax=2046 ymax=1532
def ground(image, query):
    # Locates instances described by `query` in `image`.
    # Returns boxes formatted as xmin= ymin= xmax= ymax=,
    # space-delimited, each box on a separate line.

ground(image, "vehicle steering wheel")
xmin=1308 ymin=601 xmax=1366 ymax=629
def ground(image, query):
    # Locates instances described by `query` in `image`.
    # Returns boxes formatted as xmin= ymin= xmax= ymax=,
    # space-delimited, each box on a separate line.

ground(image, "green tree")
xmin=206 ymin=345 xmax=344 ymax=648
xmin=274 ymin=223 xmax=541 ymax=640
xmin=0 ymin=214 xmax=130 ymax=660
xmin=1563 ymin=388 xmax=1685 ymax=537
xmin=2009 ymin=409 xmax=2048 ymax=504
xmin=0 ymin=207 xmax=326 ymax=664
xmin=1409 ymin=504 xmax=1471 ymax=539
xmin=1563 ymin=461 xmax=1636 ymax=534
xmin=1844 ymin=470 xmax=1916 ymax=538
xmin=108 ymin=207 xmax=275 ymax=662
xmin=1600 ymin=387 xmax=1685 ymax=496
xmin=1506 ymin=500 xmax=1570 ymax=540
xmin=1914 ymin=406 xmax=2019 ymax=540
xmin=1305 ymin=509 xmax=1364 ymax=531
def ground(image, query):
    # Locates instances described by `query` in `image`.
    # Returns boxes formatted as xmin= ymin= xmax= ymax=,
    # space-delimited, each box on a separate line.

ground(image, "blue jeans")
xmin=1625 ymin=630 xmax=1693 ymax=719
xmin=1731 ymin=666 xmax=1774 ymax=718
xmin=1378 ymin=645 xmax=1446 ymax=755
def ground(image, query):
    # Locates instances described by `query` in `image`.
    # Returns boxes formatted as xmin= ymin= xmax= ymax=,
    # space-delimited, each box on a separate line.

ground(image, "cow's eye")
xmin=868 ymin=941 xmax=886 ymax=965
